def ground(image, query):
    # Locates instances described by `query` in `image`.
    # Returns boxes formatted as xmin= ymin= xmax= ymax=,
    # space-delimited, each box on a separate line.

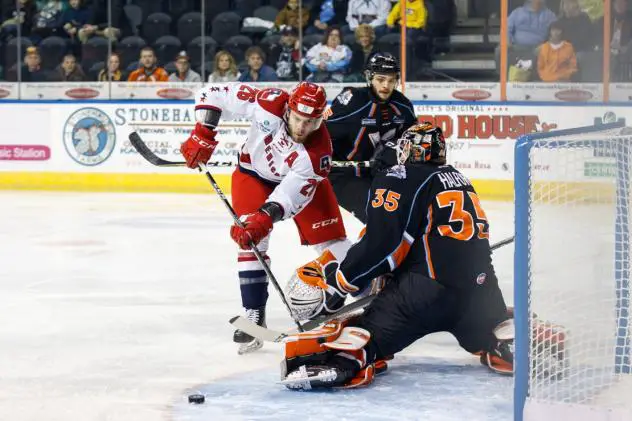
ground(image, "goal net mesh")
xmin=516 ymin=128 xmax=632 ymax=420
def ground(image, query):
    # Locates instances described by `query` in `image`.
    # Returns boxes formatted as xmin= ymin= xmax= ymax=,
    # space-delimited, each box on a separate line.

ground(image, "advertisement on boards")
xmin=413 ymin=103 xmax=625 ymax=181
xmin=0 ymin=102 xmax=629 ymax=184
xmin=5 ymin=81 xmax=617 ymax=102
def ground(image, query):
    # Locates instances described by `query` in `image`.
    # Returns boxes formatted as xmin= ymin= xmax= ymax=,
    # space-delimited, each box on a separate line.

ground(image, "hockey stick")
xmin=127 ymin=133 xmax=368 ymax=168
xmin=230 ymin=235 xmax=516 ymax=342
xmin=129 ymin=132 xmax=304 ymax=332
xmin=491 ymin=235 xmax=514 ymax=250
xmin=198 ymin=164 xmax=304 ymax=333
xmin=230 ymin=293 xmax=376 ymax=343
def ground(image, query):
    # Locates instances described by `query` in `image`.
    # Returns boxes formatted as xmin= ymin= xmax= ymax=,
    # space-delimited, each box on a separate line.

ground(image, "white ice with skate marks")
xmin=174 ymin=354 xmax=513 ymax=421
xmin=0 ymin=192 xmax=515 ymax=421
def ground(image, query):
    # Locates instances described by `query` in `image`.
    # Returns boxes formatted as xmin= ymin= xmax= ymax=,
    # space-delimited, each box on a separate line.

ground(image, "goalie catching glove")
xmin=285 ymin=250 xmax=361 ymax=321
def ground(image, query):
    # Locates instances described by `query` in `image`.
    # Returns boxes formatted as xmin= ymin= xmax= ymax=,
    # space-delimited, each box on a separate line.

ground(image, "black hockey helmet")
xmin=396 ymin=122 xmax=446 ymax=165
xmin=364 ymin=52 xmax=400 ymax=84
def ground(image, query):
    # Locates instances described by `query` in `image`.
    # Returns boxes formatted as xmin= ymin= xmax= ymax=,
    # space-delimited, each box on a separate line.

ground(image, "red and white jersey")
xmin=194 ymin=83 xmax=333 ymax=219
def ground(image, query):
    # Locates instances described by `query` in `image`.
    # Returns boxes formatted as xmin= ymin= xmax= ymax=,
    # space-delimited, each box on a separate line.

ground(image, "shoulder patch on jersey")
xmin=386 ymin=165 xmax=407 ymax=179
xmin=320 ymin=155 xmax=332 ymax=172
xmin=256 ymin=88 xmax=289 ymax=118
xmin=256 ymin=119 xmax=273 ymax=134
xmin=323 ymin=107 xmax=333 ymax=120
xmin=305 ymin=125 xmax=333 ymax=177
xmin=336 ymin=89 xmax=353 ymax=106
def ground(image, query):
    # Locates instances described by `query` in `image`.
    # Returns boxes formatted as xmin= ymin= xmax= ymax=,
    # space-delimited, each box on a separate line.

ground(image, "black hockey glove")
xmin=370 ymin=140 xmax=398 ymax=176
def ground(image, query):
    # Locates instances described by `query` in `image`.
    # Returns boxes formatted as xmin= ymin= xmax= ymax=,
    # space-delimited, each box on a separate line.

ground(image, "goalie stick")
xmin=230 ymin=235 xmax=516 ymax=342
xmin=128 ymin=132 xmax=369 ymax=168
xmin=229 ymin=293 xmax=377 ymax=343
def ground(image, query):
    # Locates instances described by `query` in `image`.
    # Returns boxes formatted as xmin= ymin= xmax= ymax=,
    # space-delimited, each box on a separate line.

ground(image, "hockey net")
xmin=514 ymin=123 xmax=632 ymax=421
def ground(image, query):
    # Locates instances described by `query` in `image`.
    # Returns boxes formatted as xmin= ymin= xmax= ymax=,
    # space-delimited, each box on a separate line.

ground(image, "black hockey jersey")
xmin=326 ymin=86 xmax=417 ymax=163
xmin=338 ymin=163 xmax=495 ymax=291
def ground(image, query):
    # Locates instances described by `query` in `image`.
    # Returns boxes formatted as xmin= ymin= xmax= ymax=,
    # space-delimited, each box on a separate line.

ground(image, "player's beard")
xmin=290 ymin=128 xmax=308 ymax=144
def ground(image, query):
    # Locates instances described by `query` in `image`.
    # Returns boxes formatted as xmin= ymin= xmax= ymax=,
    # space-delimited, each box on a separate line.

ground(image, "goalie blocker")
xmin=281 ymin=123 xmax=567 ymax=389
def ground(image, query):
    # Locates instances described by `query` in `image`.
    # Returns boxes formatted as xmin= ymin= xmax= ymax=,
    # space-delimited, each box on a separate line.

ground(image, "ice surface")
xmin=0 ymin=192 xmax=515 ymax=421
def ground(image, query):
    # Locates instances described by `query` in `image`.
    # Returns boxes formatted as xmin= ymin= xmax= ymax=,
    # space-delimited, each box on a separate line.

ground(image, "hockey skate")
xmin=233 ymin=307 xmax=265 ymax=355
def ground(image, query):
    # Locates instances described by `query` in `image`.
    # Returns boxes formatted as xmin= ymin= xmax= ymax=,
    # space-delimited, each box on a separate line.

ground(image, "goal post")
xmin=514 ymin=119 xmax=632 ymax=421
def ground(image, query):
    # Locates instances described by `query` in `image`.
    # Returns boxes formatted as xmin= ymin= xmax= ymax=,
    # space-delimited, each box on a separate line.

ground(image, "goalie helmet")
xmin=395 ymin=122 xmax=446 ymax=165
xmin=288 ymin=81 xmax=327 ymax=119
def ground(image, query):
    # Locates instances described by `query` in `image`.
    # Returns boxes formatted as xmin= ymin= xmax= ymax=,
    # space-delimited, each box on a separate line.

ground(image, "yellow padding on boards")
xmin=471 ymin=180 xmax=514 ymax=201
xmin=0 ymin=172 xmax=232 ymax=193
xmin=0 ymin=172 xmax=514 ymax=200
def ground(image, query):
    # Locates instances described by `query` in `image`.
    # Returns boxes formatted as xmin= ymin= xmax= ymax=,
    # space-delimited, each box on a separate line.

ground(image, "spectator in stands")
xmin=347 ymin=0 xmax=390 ymax=38
xmin=98 ymin=52 xmax=125 ymax=81
xmin=78 ymin=0 xmax=122 ymax=44
xmin=537 ymin=21 xmax=578 ymax=81
xmin=270 ymin=26 xmax=305 ymax=81
xmin=349 ymin=24 xmax=378 ymax=78
xmin=61 ymin=0 xmax=90 ymax=43
xmin=168 ymin=51 xmax=201 ymax=82
xmin=579 ymin=0 xmax=603 ymax=21
xmin=386 ymin=0 xmax=428 ymax=38
xmin=1 ymin=0 xmax=37 ymax=40
xmin=305 ymin=26 xmax=352 ymax=82
xmin=609 ymin=0 xmax=632 ymax=56
xmin=306 ymin=0 xmax=348 ymax=34
xmin=508 ymin=0 xmax=557 ymax=47
xmin=495 ymin=0 xmax=557 ymax=75
xmin=557 ymin=0 xmax=594 ymax=52
xmin=53 ymin=53 xmax=87 ymax=81
xmin=20 ymin=46 xmax=47 ymax=81
xmin=238 ymin=46 xmax=279 ymax=82
xmin=275 ymin=0 xmax=310 ymax=32
xmin=604 ymin=0 xmax=632 ymax=81
xmin=425 ymin=0 xmax=457 ymax=38
xmin=127 ymin=47 xmax=169 ymax=82
xmin=31 ymin=0 xmax=65 ymax=42
xmin=208 ymin=50 xmax=240 ymax=82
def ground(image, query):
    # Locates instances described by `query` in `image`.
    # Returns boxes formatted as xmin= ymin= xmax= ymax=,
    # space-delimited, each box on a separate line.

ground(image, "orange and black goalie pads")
xmin=281 ymin=318 xmax=380 ymax=389
xmin=478 ymin=313 xmax=567 ymax=378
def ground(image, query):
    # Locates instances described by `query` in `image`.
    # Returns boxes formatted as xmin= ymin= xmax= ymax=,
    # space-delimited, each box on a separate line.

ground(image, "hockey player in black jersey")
xmin=326 ymin=52 xmax=417 ymax=223
xmin=279 ymin=123 xmax=566 ymax=390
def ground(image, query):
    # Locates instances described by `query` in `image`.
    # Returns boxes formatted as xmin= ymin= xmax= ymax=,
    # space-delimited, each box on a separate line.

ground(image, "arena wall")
xmin=0 ymin=99 xmax=628 ymax=200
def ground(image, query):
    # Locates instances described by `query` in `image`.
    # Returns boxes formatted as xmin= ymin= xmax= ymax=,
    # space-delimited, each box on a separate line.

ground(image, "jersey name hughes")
xmin=437 ymin=171 xmax=472 ymax=189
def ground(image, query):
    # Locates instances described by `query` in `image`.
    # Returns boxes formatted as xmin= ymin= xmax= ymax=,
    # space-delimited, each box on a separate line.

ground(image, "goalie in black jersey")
xmin=279 ymin=123 xmax=566 ymax=390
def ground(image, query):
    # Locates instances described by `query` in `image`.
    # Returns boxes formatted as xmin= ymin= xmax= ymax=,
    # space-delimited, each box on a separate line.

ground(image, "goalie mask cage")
xmin=514 ymin=120 xmax=632 ymax=421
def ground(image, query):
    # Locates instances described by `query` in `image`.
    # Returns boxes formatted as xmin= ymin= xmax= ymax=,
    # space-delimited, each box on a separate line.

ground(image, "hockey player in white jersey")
xmin=179 ymin=81 xmax=352 ymax=354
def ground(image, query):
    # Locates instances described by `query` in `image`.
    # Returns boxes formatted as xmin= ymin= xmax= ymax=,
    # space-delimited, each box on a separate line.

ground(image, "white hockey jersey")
xmin=194 ymin=83 xmax=333 ymax=219
xmin=346 ymin=0 xmax=391 ymax=29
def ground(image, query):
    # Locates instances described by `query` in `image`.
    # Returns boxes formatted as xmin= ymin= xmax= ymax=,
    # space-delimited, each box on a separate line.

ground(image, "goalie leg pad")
xmin=323 ymin=326 xmax=371 ymax=351
xmin=282 ymin=321 xmax=378 ymax=390
xmin=478 ymin=318 xmax=568 ymax=379
xmin=480 ymin=319 xmax=514 ymax=375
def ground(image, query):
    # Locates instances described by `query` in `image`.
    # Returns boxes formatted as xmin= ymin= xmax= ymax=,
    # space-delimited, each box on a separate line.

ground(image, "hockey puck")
xmin=188 ymin=394 xmax=205 ymax=404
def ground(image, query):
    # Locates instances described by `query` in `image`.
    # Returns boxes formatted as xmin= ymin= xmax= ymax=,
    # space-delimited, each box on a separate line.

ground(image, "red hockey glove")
xmin=180 ymin=122 xmax=218 ymax=169
xmin=230 ymin=210 xmax=274 ymax=250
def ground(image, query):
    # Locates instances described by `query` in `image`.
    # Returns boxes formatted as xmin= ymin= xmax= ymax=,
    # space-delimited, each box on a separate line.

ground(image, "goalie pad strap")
xmin=323 ymin=326 xmax=371 ymax=351
xmin=339 ymin=364 xmax=376 ymax=389
xmin=284 ymin=320 xmax=345 ymax=359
